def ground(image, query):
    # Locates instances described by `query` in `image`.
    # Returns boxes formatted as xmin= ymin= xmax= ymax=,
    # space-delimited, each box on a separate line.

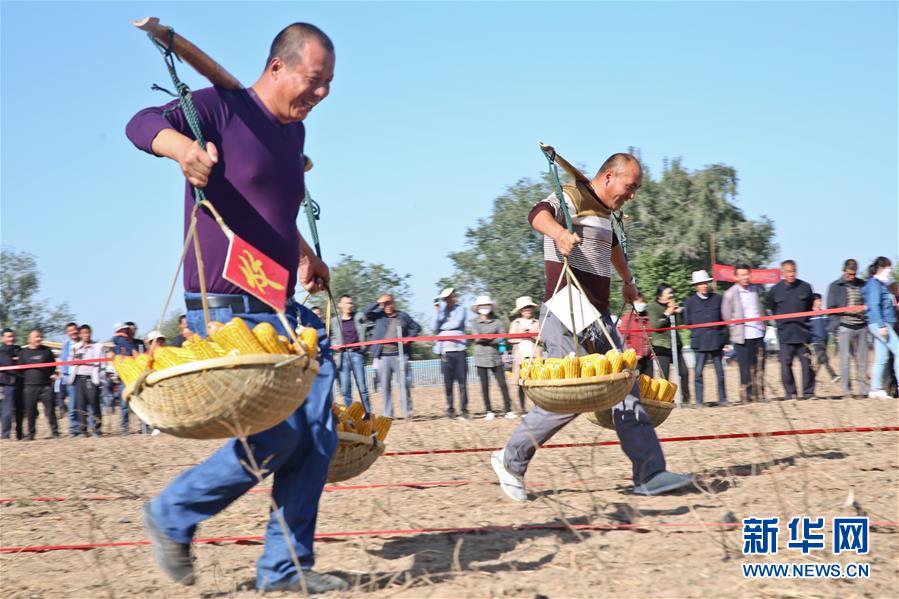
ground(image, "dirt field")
xmin=1 ymin=363 xmax=897 ymax=598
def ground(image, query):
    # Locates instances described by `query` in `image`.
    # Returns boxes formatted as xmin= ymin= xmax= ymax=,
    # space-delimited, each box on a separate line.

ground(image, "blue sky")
xmin=2 ymin=1 xmax=897 ymax=339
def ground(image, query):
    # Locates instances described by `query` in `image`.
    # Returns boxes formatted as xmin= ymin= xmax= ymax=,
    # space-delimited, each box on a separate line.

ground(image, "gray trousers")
xmin=504 ymin=306 xmax=667 ymax=486
xmin=837 ymin=326 xmax=869 ymax=395
xmin=377 ymin=354 xmax=410 ymax=418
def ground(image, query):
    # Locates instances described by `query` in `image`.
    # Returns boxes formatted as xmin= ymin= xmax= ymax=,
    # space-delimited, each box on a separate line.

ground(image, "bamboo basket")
xmin=327 ymin=431 xmax=385 ymax=483
xmin=522 ymin=369 xmax=638 ymax=414
xmin=124 ymin=353 xmax=318 ymax=439
xmin=586 ymin=396 xmax=675 ymax=429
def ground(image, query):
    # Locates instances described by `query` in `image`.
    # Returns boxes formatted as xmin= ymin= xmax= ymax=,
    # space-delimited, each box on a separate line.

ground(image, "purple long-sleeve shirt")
xmin=126 ymin=86 xmax=305 ymax=297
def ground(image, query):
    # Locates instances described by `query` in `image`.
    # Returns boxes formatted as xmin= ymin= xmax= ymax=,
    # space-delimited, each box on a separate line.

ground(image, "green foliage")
xmin=326 ymin=254 xmax=413 ymax=312
xmin=0 ymin=247 xmax=76 ymax=340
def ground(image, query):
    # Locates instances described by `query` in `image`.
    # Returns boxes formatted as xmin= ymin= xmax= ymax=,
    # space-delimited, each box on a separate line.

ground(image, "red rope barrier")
xmin=3 ymin=520 xmax=897 ymax=554
xmin=0 ymin=306 xmax=865 ymax=371
xmin=381 ymin=425 xmax=899 ymax=456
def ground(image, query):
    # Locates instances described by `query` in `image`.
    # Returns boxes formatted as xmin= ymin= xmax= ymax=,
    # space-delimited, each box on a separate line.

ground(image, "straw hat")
xmin=470 ymin=295 xmax=496 ymax=313
xmin=511 ymin=296 xmax=538 ymax=316
xmin=690 ymin=270 xmax=714 ymax=285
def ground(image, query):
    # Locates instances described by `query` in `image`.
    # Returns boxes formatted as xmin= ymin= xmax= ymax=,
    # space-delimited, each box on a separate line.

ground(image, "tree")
xmin=325 ymin=254 xmax=413 ymax=312
xmin=158 ymin=311 xmax=184 ymax=340
xmin=0 ymin=247 xmax=76 ymax=339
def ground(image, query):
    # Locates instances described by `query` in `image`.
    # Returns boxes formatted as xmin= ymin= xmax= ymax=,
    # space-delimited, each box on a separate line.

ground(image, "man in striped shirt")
xmin=491 ymin=153 xmax=693 ymax=499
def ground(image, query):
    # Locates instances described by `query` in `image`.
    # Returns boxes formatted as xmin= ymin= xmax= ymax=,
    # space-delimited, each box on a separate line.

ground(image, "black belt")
xmin=185 ymin=295 xmax=275 ymax=314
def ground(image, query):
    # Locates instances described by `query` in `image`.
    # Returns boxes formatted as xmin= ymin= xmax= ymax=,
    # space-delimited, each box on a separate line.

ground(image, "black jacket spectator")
xmin=767 ymin=279 xmax=814 ymax=344
xmin=683 ymin=293 xmax=727 ymax=351
xmin=18 ymin=346 xmax=55 ymax=385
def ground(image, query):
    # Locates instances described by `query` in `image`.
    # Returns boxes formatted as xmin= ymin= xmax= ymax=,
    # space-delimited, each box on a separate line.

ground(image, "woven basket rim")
xmin=123 ymin=353 xmax=317 ymax=400
xmin=522 ymin=369 xmax=636 ymax=388
xmin=336 ymin=430 xmax=384 ymax=449
xmin=638 ymin=397 xmax=676 ymax=409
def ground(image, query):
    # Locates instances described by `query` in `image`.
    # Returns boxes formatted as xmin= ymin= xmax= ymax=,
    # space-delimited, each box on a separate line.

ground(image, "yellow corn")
xmin=605 ymin=349 xmax=619 ymax=361
xmin=538 ymin=365 xmax=552 ymax=380
xmin=152 ymin=347 xmax=191 ymax=371
xmin=356 ymin=417 xmax=373 ymax=436
xmin=134 ymin=354 xmax=151 ymax=372
xmin=650 ymin=379 xmax=661 ymax=401
xmin=622 ymin=348 xmax=638 ymax=370
xmin=184 ymin=337 xmax=223 ymax=361
xmin=657 ymin=380 xmax=672 ymax=403
xmin=595 ymin=356 xmax=611 ymax=375
xmin=550 ymin=363 xmax=564 ymax=379
xmin=211 ymin=318 xmax=266 ymax=355
xmin=297 ymin=326 xmax=318 ymax=359
xmin=563 ymin=354 xmax=580 ymax=379
xmin=664 ymin=382 xmax=677 ymax=402
xmin=345 ymin=402 xmax=365 ymax=425
xmin=114 ymin=355 xmax=140 ymax=386
xmin=638 ymin=374 xmax=653 ymax=398
xmin=374 ymin=416 xmax=393 ymax=441
xmin=581 ymin=361 xmax=596 ymax=378
xmin=206 ymin=321 xmax=225 ymax=336
xmin=253 ymin=322 xmax=291 ymax=355
xmin=609 ymin=354 xmax=624 ymax=374
xmin=519 ymin=365 xmax=530 ymax=381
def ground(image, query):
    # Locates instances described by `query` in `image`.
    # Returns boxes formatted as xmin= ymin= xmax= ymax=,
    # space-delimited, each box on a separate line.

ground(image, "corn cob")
xmin=649 ymin=379 xmax=661 ymax=401
xmin=594 ymin=356 xmax=611 ymax=375
xmin=184 ymin=337 xmax=224 ymax=361
xmin=373 ymin=416 xmax=392 ymax=441
xmin=152 ymin=347 xmax=192 ymax=370
xmin=206 ymin=321 xmax=225 ymax=336
xmin=657 ymin=379 xmax=672 ymax=403
xmin=356 ymin=417 xmax=373 ymax=436
xmin=622 ymin=348 xmax=638 ymax=370
xmin=548 ymin=363 xmax=564 ymax=379
xmin=211 ymin=318 xmax=266 ymax=355
xmin=663 ymin=382 xmax=677 ymax=402
xmin=605 ymin=349 xmax=619 ymax=361
xmin=297 ymin=326 xmax=318 ymax=359
xmin=638 ymin=374 xmax=653 ymax=398
xmin=134 ymin=354 xmax=151 ymax=372
xmin=581 ymin=361 xmax=596 ymax=378
xmin=253 ymin=322 xmax=291 ymax=354
xmin=345 ymin=402 xmax=365 ymax=425
xmin=519 ymin=365 xmax=530 ymax=381
xmin=114 ymin=355 xmax=141 ymax=386
xmin=609 ymin=354 xmax=624 ymax=374
xmin=538 ymin=365 xmax=552 ymax=380
xmin=563 ymin=354 xmax=580 ymax=379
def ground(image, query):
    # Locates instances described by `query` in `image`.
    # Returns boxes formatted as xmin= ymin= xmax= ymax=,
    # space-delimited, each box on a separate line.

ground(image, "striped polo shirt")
xmin=529 ymin=190 xmax=619 ymax=314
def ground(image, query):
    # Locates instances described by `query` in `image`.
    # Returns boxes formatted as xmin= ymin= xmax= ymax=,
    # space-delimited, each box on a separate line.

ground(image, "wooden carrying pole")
xmin=132 ymin=17 xmax=243 ymax=90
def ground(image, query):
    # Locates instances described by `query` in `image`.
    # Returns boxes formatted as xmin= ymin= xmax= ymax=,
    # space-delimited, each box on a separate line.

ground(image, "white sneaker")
xmin=505 ymin=411 xmax=518 ymax=419
xmin=151 ymin=429 xmax=161 ymax=436
xmin=484 ymin=412 xmax=496 ymax=421
xmin=868 ymin=390 xmax=889 ymax=398
xmin=490 ymin=450 xmax=527 ymax=501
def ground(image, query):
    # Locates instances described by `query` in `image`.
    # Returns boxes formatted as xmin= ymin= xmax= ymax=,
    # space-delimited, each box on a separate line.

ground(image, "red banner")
xmin=223 ymin=234 xmax=288 ymax=312
xmin=712 ymin=263 xmax=780 ymax=285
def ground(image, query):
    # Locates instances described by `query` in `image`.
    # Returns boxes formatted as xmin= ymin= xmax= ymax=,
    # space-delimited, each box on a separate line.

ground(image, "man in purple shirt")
xmin=126 ymin=23 xmax=347 ymax=594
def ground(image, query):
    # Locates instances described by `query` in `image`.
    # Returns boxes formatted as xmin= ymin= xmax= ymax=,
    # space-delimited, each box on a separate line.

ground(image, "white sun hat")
xmin=690 ymin=270 xmax=714 ymax=285
xmin=470 ymin=295 xmax=496 ymax=313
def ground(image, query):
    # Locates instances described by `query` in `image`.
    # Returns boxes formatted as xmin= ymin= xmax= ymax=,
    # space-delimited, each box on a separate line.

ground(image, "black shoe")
xmin=142 ymin=503 xmax=195 ymax=585
xmin=261 ymin=571 xmax=350 ymax=594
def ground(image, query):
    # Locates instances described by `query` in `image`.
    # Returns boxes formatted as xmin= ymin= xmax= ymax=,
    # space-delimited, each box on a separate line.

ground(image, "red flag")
xmin=712 ymin=263 xmax=780 ymax=285
xmin=223 ymin=234 xmax=288 ymax=312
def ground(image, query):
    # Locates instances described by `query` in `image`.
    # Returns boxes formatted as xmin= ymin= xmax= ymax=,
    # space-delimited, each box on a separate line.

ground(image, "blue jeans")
xmin=149 ymin=293 xmax=337 ymax=588
xmin=338 ymin=350 xmax=370 ymax=412
xmin=869 ymin=324 xmax=899 ymax=392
